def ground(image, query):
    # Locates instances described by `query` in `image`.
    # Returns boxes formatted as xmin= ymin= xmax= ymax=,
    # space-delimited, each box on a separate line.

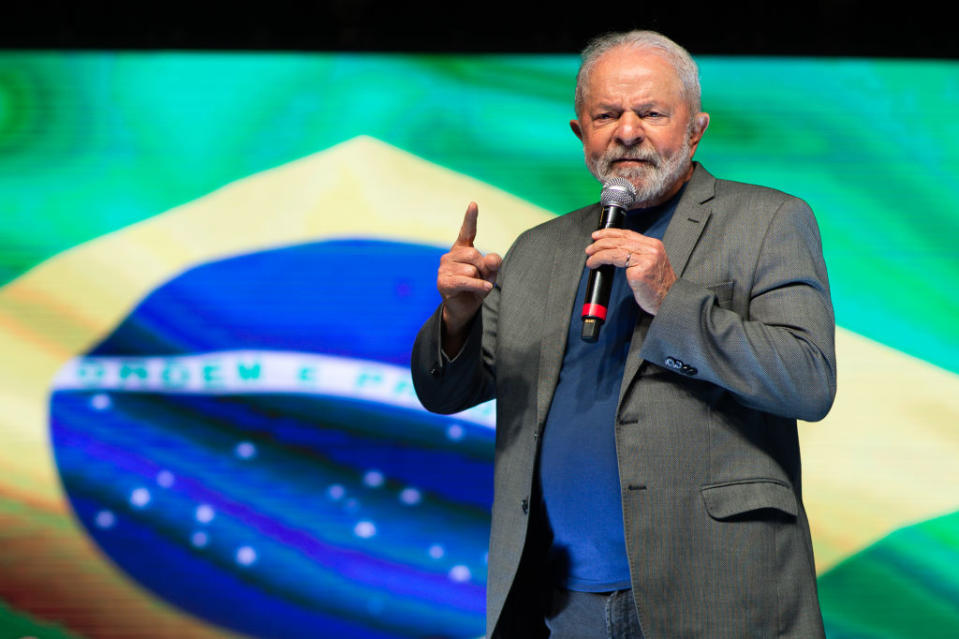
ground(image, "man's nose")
xmin=614 ymin=112 xmax=644 ymax=146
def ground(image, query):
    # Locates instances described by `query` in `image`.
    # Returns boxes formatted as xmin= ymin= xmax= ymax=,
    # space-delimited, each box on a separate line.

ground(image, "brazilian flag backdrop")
xmin=0 ymin=52 xmax=957 ymax=638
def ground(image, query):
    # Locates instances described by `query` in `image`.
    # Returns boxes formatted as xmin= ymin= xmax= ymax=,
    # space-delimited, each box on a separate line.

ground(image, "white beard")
xmin=586 ymin=136 xmax=692 ymax=207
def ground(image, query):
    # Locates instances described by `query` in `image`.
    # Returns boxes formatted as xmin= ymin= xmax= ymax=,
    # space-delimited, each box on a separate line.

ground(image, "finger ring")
xmin=624 ymin=251 xmax=632 ymax=267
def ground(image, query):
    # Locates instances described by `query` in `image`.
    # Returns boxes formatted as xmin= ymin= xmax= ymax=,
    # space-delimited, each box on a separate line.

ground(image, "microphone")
xmin=581 ymin=177 xmax=637 ymax=343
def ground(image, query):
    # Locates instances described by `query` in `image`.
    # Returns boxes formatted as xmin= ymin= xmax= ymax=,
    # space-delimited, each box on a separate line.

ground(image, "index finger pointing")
xmin=455 ymin=202 xmax=479 ymax=247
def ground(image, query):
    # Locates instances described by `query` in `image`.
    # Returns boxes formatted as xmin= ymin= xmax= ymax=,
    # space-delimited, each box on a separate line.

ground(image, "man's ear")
xmin=688 ymin=112 xmax=710 ymax=154
xmin=570 ymin=119 xmax=584 ymax=142
xmin=694 ymin=113 xmax=710 ymax=138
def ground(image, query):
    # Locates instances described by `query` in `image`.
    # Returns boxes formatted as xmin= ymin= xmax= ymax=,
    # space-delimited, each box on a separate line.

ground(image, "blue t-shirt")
xmin=538 ymin=191 xmax=680 ymax=592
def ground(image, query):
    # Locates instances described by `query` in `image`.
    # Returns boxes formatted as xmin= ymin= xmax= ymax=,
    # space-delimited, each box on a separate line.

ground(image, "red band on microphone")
xmin=582 ymin=303 xmax=608 ymax=321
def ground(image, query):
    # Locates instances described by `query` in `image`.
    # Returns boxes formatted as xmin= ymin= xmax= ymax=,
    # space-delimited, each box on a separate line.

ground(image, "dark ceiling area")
xmin=2 ymin=1 xmax=956 ymax=58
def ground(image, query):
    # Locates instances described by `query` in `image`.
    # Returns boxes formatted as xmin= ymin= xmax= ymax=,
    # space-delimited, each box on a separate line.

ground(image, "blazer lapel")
xmin=535 ymin=204 xmax=599 ymax=427
xmin=660 ymin=164 xmax=715 ymax=279
xmin=619 ymin=165 xmax=716 ymax=399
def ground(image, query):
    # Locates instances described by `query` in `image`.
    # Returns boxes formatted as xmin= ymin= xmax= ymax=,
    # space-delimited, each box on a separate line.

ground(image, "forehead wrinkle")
xmin=583 ymin=50 xmax=685 ymax=114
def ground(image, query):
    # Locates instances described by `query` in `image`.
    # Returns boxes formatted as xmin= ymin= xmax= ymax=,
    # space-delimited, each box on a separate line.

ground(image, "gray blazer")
xmin=412 ymin=164 xmax=836 ymax=638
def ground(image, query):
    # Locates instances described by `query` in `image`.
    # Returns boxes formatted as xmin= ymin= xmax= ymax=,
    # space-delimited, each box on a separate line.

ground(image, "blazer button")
xmin=429 ymin=366 xmax=442 ymax=378
xmin=665 ymin=356 xmax=685 ymax=371
xmin=521 ymin=498 xmax=529 ymax=515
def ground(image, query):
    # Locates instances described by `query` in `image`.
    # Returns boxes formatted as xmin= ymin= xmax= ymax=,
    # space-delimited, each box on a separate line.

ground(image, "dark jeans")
xmin=545 ymin=588 xmax=644 ymax=639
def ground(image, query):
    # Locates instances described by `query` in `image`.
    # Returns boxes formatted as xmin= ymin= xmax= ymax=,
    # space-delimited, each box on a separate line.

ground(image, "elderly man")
xmin=412 ymin=30 xmax=835 ymax=639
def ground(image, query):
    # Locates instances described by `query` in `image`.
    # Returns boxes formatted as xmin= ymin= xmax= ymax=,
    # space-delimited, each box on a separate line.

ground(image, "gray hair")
xmin=574 ymin=30 xmax=702 ymax=118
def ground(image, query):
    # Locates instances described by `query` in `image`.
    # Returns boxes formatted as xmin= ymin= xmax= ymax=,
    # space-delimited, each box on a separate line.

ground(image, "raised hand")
xmin=437 ymin=202 xmax=503 ymax=354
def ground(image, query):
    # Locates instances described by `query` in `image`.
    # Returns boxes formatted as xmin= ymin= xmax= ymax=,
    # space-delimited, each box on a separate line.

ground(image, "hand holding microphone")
xmin=582 ymin=178 xmax=678 ymax=342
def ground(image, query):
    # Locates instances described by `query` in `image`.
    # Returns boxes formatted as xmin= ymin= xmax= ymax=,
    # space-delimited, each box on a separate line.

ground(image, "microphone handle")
xmin=581 ymin=205 xmax=627 ymax=342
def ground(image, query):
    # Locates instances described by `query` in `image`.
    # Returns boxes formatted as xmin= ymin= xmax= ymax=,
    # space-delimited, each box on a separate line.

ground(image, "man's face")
xmin=571 ymin=47 xmax=708 ymax=207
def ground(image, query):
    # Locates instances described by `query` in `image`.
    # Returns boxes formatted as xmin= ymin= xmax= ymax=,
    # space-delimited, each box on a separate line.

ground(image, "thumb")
xmin=481 ymin=252 xmax=503 ymax=282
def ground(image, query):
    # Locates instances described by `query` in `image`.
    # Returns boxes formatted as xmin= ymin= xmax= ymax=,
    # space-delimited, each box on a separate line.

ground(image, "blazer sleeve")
xmin=639 ymin=196 xmax=837 ymax=421
xmin=410 ymin=271 xmax=502 ymax=416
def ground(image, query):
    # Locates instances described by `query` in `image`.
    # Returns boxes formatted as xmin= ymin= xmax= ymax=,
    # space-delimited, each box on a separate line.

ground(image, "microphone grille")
xmin=600 ymin=177 xmax=637 ymax=209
